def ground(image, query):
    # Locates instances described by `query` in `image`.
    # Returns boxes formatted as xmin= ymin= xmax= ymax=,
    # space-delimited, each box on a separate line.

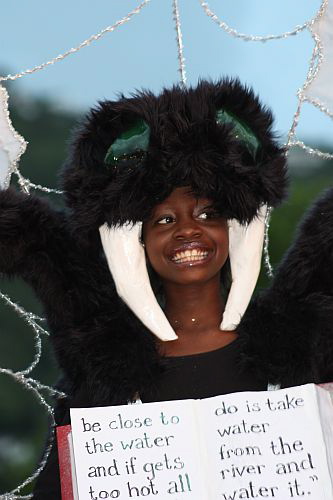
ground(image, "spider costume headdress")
xmin=63 ymin=78 xmax=287 ymax=340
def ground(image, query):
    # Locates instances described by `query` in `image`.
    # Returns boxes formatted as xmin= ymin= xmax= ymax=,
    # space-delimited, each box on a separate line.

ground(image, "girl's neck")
xmin=158 ymin=276 xmax=237 ymax=358
xmin=164 ymin=279 xmax=224 ymax=335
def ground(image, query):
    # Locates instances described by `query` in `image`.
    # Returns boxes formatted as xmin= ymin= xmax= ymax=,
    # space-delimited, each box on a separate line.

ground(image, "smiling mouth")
xmin=171 ymin=248 xmax=210 ymax=264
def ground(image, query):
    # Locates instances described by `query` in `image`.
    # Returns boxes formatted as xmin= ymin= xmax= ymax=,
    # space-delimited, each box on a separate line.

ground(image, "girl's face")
xmin=142 ymin=187 xmax=229 ymax=286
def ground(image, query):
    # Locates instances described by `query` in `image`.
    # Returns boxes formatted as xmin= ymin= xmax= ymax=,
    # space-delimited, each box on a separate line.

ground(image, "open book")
xmin=57 ymin=383 xmax=333 ymax=499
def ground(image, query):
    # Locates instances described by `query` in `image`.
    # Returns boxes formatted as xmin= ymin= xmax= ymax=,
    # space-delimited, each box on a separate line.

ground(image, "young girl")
xmin=0 ymin=79 xmax=332 ymax=498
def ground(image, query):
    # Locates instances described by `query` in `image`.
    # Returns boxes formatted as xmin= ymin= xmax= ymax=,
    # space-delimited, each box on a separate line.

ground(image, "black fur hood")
xmin=61 ymin=79 xmax=287 ymax=243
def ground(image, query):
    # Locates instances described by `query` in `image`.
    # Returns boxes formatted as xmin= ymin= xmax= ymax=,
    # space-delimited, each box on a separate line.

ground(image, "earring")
xmin=141 ymin=241 xmax=145 ymax=248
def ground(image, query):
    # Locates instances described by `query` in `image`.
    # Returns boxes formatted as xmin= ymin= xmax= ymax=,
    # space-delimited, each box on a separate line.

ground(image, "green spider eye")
xmin=104 ymin=119 xmax=150 ymax=166
xmin=216 ymin=109 xmax=260 ymax=158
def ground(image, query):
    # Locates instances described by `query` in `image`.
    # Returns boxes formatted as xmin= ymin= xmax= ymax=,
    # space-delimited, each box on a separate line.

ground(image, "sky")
xmin=1 ymin=0 xmax=331 ymax=146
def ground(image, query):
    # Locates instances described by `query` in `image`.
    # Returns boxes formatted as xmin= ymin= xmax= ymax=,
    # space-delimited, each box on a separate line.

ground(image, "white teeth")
xmin=172 ymin=249 xmax=209 ymax=263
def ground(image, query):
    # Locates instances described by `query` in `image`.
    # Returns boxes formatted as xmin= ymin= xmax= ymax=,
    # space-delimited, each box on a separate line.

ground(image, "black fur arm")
xmin=0 ymin=188 xmax=87 ymax=325
xmin=246 ymin=188 xmax=333 ymax=385
xmin=0 ymin=188 xmax=73 ymax=282
xmin=271 ymin=187 xmax=333 ymax=298
xmin=0 ymin=188 xmax=115 ymax=331
xmin=0 ymin=188 xmax=67 ymax=277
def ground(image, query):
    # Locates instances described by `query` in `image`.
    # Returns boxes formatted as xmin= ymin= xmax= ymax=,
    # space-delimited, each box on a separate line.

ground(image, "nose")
xmin=173 ymin=218 xmax=202 ymax=240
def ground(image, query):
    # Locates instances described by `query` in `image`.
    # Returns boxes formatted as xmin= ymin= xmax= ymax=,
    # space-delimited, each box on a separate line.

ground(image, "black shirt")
xmin=141 ymin=338 xmax=267 ymax=403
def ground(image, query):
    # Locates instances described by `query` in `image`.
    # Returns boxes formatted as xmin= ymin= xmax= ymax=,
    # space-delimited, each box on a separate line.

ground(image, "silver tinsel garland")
xmin=172 ymin=0 xmax=187 ymax=86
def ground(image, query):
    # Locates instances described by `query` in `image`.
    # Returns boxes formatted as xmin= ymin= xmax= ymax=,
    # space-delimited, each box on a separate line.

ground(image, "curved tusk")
xmin=99 ymin=222 xmax=178 ymax=341
xmin=221 ymin=205 xmax=267 ymax=331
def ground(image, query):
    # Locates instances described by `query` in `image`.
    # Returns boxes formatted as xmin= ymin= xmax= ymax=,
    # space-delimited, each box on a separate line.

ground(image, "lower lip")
xmin=170 ymin=253 xmax=213 ymax=268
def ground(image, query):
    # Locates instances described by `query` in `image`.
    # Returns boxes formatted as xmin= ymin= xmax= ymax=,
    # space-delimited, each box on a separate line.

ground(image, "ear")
xmin=99 ymin=222 xmax=178 ymax=341
xmin=71 ymin=102 xmax=139 ymax=172
xmin=216 ymin=108 xmax=260 ymax=159
xmin=221 ymin=205 xmax=267 ymax=330
xmin=62 ymin=103 xmax=146 ymax=241
xmin=104 ymin=119 xmax=150 ymax=166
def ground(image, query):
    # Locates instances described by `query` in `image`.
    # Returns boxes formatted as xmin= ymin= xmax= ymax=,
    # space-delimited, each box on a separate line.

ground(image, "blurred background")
xmin=0 ymin=0 xmax=332 ymax=495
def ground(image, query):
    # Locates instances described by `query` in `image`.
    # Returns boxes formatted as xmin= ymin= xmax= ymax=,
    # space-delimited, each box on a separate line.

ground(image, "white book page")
xmin=196 ymin=384 xmax=333 ymax=499
xmin=70 ymin=400 xmax=206 ymax=499
xmin=316 ymin=386 xmax=333 ymax=479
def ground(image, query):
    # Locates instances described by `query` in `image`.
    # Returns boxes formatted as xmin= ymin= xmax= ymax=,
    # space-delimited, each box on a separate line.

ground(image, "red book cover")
xmin=57 ymin=424 xmax=74 ymax=500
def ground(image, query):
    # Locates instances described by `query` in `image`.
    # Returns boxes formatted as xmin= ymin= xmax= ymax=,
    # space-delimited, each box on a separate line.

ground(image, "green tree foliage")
xmin=0 ymin=89 xmax=331 ymax=494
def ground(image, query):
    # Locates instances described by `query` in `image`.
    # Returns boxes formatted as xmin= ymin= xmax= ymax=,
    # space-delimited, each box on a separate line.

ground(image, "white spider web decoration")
xmin=0 ymin=0 xmax=332 ymax=497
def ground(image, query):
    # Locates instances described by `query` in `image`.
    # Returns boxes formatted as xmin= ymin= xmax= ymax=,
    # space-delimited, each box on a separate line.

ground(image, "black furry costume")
xmin=0 ymin=80 xmax=332 ymax=497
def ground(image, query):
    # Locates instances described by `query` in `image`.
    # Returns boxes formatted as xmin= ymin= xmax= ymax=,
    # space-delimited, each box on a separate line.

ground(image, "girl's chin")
xmin=162 ymin=267 xmax=221 ymax=287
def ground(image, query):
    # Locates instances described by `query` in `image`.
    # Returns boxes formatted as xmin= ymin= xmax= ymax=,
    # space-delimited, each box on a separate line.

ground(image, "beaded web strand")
xmin=0 ymin=0 xmax=332 ymax=497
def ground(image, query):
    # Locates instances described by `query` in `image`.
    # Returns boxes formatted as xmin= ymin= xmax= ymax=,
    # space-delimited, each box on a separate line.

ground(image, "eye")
xmin=156 ymin=215 xmax=175 ymax=225
xmin=197 ymin=210 xmax=220 ymax=220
